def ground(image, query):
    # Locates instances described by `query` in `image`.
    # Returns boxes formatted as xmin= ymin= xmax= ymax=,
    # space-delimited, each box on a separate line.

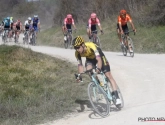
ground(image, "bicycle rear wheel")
xmin=88 ymin=82 xmax=110 ymax=117
xmin=108 ymin=82 xmax=124 ymax=110
xmin=115 ymin=85 xmax=124 ymax=109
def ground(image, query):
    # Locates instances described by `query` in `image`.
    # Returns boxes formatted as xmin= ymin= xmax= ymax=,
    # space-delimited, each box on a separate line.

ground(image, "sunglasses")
xmin=74 ymin=46 xmax=81 ymax=50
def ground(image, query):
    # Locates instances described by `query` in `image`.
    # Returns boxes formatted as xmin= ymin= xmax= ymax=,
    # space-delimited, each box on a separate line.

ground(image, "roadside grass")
xmin=38 ymin=19 xmax=165 ymax=53
xmin=0 ymin=45 xmax=89 ymax=125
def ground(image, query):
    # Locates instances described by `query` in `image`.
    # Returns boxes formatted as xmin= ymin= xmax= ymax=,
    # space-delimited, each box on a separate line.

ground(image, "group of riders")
xmin=62 ymin=9 xmax=136 ymax=51
xmin=64 ymin=10 xmax=136 ymax=106
xmin=0 ymin=15 xmax=40 ymax=44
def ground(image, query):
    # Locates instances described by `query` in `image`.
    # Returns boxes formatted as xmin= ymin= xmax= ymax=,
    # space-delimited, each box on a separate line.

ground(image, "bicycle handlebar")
xmin=124 ymin=30 xmax=136 ymax=35
xmin=75 ymin=68 xmax=102 ymax=82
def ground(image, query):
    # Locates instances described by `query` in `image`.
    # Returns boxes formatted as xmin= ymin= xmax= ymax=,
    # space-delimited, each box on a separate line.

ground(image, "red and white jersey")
xmin=88 ymin=17 xmax=100 ymax=28
xmin=64 ymin=18 xmax=75 ymax=25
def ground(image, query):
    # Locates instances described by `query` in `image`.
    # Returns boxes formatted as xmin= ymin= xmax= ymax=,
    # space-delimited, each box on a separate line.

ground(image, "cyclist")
xmin=23 ymin=17 xmax=33 ymax=43
xmin=117 ymin=9 xmax=136 ymax=52
xmin=1 ymin=17 xmax=12 ymax=39
xmin=87 ymin=13 xmax=103 ymax=40
xmin=72 ymin=36 xmax=121 ymax=105
xmin=62 ymin=14 xmax=77 ymax=42
xmin=32 ymin=15 xmax=40 ymax=38
xmin=9 ymin=17 xmax=14 ymax=38
xmin=13 ymin=19 xmax=23 ymax=42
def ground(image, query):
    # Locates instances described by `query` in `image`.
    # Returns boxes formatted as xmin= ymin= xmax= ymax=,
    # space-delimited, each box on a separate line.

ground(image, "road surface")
xmin=1 ymin=35 xmax=165 ymax=125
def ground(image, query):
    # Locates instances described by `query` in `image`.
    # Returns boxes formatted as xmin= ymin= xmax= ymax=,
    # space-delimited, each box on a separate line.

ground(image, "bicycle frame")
xmin=78 ymin=69 xmax=113 ymax=102
xmin=91 ymin=30 xmax=97 ymax=43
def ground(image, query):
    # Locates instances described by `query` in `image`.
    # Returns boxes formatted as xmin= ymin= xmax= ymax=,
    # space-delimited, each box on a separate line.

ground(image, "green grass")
xmin=0 ymin=45 xmax=89 ymax=125
xmin=38 ymin=19 xmax=165 ymax=53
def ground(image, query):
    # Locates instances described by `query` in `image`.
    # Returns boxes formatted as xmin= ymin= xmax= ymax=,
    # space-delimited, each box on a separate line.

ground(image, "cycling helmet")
xmin=72 ymin=36 xmax=85 ymax=47
xmin=7 ymin=17 xmax=10 ymax=20
xmin=120 ymin=9 xmax=127 ymax=15
xmin=67 ymin=14 xmax=72 ymax=19
xmin=10 ymin=17 xmax=13 ymax=20
xmin=28 ymin=17 xmax=32 ymax=21
xmin=91 ymin=13 xmax=96 ymax=18
xmin=34 ymin=15 xmax=38 ymax=18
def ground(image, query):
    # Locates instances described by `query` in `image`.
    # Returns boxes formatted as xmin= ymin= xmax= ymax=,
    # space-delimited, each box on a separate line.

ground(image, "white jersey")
xmin=24 ymin=20 xmax=32 ymax=27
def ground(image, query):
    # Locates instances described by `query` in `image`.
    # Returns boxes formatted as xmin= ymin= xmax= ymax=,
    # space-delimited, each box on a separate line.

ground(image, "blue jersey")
xmin=32 ymin=18 xmax=40 ymax=27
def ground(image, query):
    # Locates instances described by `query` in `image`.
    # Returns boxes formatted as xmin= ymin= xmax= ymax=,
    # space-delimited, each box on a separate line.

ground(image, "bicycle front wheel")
xmin=88 ymin=82 xmax=110 ymax=117
xmin=128 ymin=37 xmax=134 ymax=57
xmin=95 ymin=36 xmax=101 ymax=48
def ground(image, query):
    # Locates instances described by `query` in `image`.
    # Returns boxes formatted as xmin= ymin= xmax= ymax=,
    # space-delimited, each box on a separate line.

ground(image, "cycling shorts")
xmin=85 ymin=47 xmax=110 ymax=73
xmin=33 ymin=26 xmax=38 ymax=31
xmin=87 ymin=24 xmax=97 ymax=32
xmin=117 ymin=23 xmax=129 ymax=35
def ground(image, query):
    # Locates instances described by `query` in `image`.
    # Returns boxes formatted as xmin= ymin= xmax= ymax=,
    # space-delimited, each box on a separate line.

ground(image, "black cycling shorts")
xmin=117 ymin=23 xmax=129 ymax=34
xmin=87 ymin=24 xmax=97 ymax=32
xmin=85 ymin=47 xmax=110 ymax=73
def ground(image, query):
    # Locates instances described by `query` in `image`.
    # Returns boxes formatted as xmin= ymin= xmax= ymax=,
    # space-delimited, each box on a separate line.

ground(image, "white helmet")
xmin=34 ymin=15 xmax=38 ymax=18
xmin=28 ymin=17 xmax=32 ymax=21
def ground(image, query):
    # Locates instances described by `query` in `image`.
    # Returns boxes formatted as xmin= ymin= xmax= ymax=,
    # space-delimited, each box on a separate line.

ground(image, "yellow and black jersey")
xmin=75 ymin=42 xmax=100 ymax=60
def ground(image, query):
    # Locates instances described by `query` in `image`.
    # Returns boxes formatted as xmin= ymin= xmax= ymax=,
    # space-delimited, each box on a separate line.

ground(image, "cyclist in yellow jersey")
xmin=72 ymin=36 xmax=121 ymax=105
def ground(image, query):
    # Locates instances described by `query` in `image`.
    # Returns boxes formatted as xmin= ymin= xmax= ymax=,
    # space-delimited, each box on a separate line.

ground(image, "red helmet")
xmin=91 ymin=13 xmax=96 ymax=18
xmin=67 ymin=14 xmax=72 ymax=19
xmin=120 ymin=9 xmax=127 ymax=15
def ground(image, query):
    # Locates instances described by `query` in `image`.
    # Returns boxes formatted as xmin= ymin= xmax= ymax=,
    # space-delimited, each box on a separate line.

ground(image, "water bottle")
xmin=97 ymin=74 xmax=104 ymax=87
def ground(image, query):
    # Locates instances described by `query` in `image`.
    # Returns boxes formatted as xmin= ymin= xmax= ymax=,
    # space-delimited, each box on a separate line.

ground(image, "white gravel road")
xmin=1 ymin=35 xmax=165 ymax=125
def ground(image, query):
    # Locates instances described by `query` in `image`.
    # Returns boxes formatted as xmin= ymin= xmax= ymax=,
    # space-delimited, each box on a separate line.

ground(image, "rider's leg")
xmin=117 ymin=23 xmax=123 ymax=45
xmin=87 ymin=28 xmax=91 ymax=40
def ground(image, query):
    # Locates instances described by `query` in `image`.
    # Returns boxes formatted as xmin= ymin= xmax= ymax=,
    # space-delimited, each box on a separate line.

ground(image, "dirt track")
xmin=1 ymin=35 xmax=165 ymax=125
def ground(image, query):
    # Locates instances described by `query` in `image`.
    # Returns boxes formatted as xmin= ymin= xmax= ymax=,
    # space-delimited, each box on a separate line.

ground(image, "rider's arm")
xmin=129 ymin=20 xmax=136 ymax=32
xmin=38 ymin=19 xmax=40 ymax=29
xmin=72 ymin=19 xmax=76 ymax=29
xmin=96 ymin=18 xmax=103 ymax=32
xmin=75 ymin=51 xmax=84 ymax=74
xmin=88 ymin=19 xmax=92 ymax=35
xmin=91 ymin=45 xmax=102 ymax=70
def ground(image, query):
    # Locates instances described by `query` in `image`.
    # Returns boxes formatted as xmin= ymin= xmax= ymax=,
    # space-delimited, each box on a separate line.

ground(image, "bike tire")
xmin=128 ymin=38 xmax=134 ymax=57
xmin=64 ymin=40 xmax=68 ymax=49
xmin=88 ymin=82 xmax=110 ymax=117
xmin=121 ymin=44 xmax=127 ymax=56
xmin=108 ymin=82 xmax=124 ymax=110
xmin=115 ymin=84 xmax=124 ymax=109
xmin=95 ymin=36 xmax=101 ymax=48
xmin=69 ymin=34 xmax=73 ymax=49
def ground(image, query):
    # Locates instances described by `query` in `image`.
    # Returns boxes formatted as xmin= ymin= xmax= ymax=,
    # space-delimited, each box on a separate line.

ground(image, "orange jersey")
xmin=117 ymin=14 xmax=132 ymax=26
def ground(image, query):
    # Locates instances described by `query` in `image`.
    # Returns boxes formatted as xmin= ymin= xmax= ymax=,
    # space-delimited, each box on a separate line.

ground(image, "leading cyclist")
xmin=87 ymin=13 xmax=103 ymax=40
xmin=72 ymin=36 xmax=122 ymax=105
xmin=117 ymin=9 xmax=136 ymax=52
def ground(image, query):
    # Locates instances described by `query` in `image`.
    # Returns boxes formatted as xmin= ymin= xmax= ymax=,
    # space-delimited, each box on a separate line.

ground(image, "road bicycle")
xmin=23 ymin=30 xmax=29 ymax=45
xmin=75 ymin=68 xmax=124 ymax=117
xmin=121 ymin=30 xmax=135 ymax=57
xmin=90 ymin=30 xmax=101 ymax=48
xmin=30 ymin=29 xmax=37 ymax=46
xmin=2 ymin=28 xmax=9 ymax=43
xmin=64 ymin=29 xmax=73 ymax=49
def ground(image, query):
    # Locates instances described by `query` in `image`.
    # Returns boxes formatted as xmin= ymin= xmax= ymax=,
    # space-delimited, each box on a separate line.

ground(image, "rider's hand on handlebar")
xmin=74 ymin=74 xmax=83 ymax=83
xmin=96 ymin=68 xmax=101 ymax=74
xmin=74 ymin=28 xmax=77 ymax=33
xmin=100 ymin=30 xmax=104 ymax=35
